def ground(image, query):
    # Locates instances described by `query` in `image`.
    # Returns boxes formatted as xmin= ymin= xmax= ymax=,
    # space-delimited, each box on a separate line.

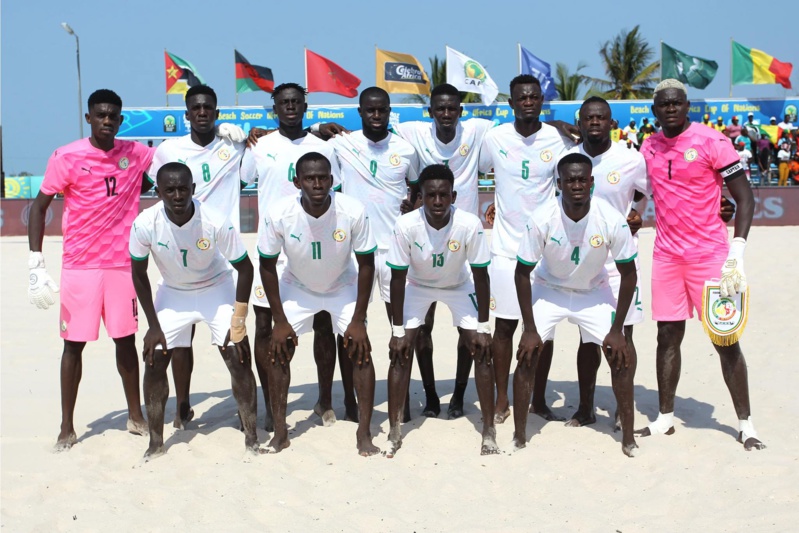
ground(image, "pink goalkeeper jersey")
xmin=41 ymin=138 xmax=155 ymax=269
xmin=641 ymin=123 xmax=741 ymax=264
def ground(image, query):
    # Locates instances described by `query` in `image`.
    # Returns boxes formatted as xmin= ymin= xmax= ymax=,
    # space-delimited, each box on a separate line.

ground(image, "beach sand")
xmin=2 ymin=226 xmax=797 ymax=532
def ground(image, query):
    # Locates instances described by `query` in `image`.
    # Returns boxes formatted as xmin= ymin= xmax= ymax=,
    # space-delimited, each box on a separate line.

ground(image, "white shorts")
xmin=253 ymin=255 xmax=286 ymax=308
xmin=154 ymin=278 xmax=235 ymax=349
xmin=374 ymin=249 xmax=391 ymax=303
xmin=489 ymin=254 xmax=533 ymax=320
xmin=281 ymin=281 xmax=356 ymax=337
xmin=531 ymin=284 xmax=617 ymax=345
xmin=404 ymin=281 xmax=479 ymax=330
xmin=608 ymin=269 xmax=644 ymax=326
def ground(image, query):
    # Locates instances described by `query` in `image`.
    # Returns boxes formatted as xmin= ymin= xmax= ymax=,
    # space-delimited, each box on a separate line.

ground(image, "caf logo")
xmin=607 ymin=171 xmax=621 ymax=185
xmin=589 ymin=234 xmax=604 ymax=248
xmin=218 ymin=148 xmax=231 ymax=161
xmin=389 ymin=154 xmax=401 ymax=166
xmin=540 ymin=150 xmax=552 ymax=162
xmin=684 ymin=148 xmax=698 ymax=162
xmin=459 ymin=144 xmax=470 ymax=156
xmin=255 ymin=286 xmax=265 ymax=299
xmin=333 ymin=229 xmax=347 ymax=242
xmin=489 ymin=297 xmax=496 ymax=310
xmin=447 ymin=239 xmax=461 ymax=252
xmin=196 ymin=238 xmax=211 ymax=250
xmin=118 ymin=157 xmax=129 ymax=170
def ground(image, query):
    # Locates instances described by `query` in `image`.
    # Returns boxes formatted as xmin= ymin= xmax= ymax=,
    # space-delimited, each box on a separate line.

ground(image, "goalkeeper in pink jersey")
xmin=636 ymin=79 xmax=764 ymax=451
xmin=28 ymin=89 xmax=154 ymax=451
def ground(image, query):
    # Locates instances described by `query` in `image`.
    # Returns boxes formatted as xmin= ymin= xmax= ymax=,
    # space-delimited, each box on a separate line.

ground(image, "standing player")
xmin=386 ymin=164 xmax=496 ymax=457
xmin=28 ymin=89 xmax=152 ymax=451
xmin=513 ymin=153 xmax=639 ymax=457
xmin=637 ymin=79 xmax=765 ymax=450
xmin=258 ymin=152 xmax=379 ymax=456
xmin=478 ymin=75 xmax=574 ymax=424
xmin=241 ymin=83 xmax=346 ymax=430
xmin=147 ymin=84 xmax=251 ymax=430
xmin=129 ymin=163 xmax=258 ymax=459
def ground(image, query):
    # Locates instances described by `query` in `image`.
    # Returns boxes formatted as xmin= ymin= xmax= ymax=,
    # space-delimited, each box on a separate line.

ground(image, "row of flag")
xmin=164 ymin=41 xmax=793 ymax=103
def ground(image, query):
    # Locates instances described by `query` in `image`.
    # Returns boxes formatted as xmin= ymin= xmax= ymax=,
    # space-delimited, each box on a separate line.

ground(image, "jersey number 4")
xmin=571 ymin=246 xmax=580 ymax=265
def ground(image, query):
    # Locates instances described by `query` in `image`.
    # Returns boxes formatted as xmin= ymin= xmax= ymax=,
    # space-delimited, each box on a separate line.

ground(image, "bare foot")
xmin=54 ymin=431 xmax=78 ymax=452
xmin=313 ymin=402 xmax=336 ymax=427
xmin=422 ymin=396 xmax=441 ymax=418
xmin=127 ymin=418 xmax=149 ymax=436
xmin=739 ymin=433 xmax=766 ymax=451
xmin=344 ymin=398 xmax=359 ymax=423
xmin=493 ymin=406 xmax=511 ymax=424
xmin=265 ymin=434 xmax=290 ymax=454
xmin=565 ymin=409 xmax=596 ymax=427
xmin=173 ymin=408 xmax=194 ymax=430
xmin=480 ymin=427 xmax=500 ymax=455
xmin=622 ymin=441 xmax=639 ymax=458
xmin=357 ymin=431 xmax=380 ymax=457
xmin=511 ymin=433 xmax=527 ymax=453
xmin=447 ymin=398 xmax=464 ymax=420
xmin=530 ymin=405 xmax=566 ymax=422
xmin=384 ymin=427 xmax=402 ymax=458
xmin=634 ymin=426 xmax=675 ymax=437
xmin=142 ymin=444 xmax=165 ymax=462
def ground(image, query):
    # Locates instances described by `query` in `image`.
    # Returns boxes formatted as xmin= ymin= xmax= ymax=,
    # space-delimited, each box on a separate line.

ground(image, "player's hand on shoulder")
xmin=246 ymin=127 xmax=271 ymax=148
xmin=142 ymin=326 xmax=168 ymax=366
xmin=720 ymin=195 xmax=736 ymax=222
xmin=602 ymin=329 xmax=628 ymax=370
xmin=216 ymin=123 xmax=247 ymax=143
xmin=399 ymin=198 xmax=414 ymax=215
xmin=270 ymin=320 xmax=297 ymax=366
xmin=318 ymin=122 xmax=349 ymax=138
xmin=485 ymin=203 xmax=496 ymax=226
xmin=343 ymin=320 xmax=371 ymax=366
xmin=516 ymin=329 xmax=543 ymax=366
xmin=548 ymin=120 xmax=581 ymax=143
xmin=27 ymin=252 xmax=59 ymax=310
xmin=626 ymin=208 xmax=643 ymax=235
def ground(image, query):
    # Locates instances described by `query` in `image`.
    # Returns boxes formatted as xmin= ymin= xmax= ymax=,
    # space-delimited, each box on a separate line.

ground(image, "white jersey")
xmin=479 ymin=122 xmax=574 ymax=258
xmin=558 ymin=142 xmax=649 ymax=274
xmin=148 ymin=135 xmax=249 ymax=231
xmin=257 ymin=192 xmax=376 ymax=295
xmin=517 ymin=197 xmax=637 ymax=292
xmin=386 ymin=206 xmax=490 ymax=289
xmin=129 ymin=200 xmax=248 ymax=291
xmin=241 ymin=131 xmax=342 ymax=236
xmin=329 ymin=130 xmax=419 ymax=250
xmin=394 ymin=118 xmax=494 ymax=216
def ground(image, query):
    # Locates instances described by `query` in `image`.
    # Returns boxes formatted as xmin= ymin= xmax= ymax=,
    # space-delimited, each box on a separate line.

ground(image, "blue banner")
xmin=118 ymin=98 xmax=799 ymax=139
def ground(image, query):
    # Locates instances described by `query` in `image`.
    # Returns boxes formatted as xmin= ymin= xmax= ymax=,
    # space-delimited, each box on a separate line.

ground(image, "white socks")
xmin=647 ymin=412 xmax=674 ymax=434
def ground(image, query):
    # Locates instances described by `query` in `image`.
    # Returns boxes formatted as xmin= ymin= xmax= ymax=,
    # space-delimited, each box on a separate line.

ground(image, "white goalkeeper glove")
xmin=28 ymin=251 xmax=60 ymax=310
xmin=720 ymin=237 xmax=747 ymax=298
xmin=216 ymin=123 xmax=247 ymax=143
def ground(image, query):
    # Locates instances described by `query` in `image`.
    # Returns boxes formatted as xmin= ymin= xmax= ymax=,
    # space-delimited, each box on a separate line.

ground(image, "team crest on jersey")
xmin=196 ymin=238 xmax=211 ymax=250
xmin=684 ymin=148 xmax=698 ymax=162
xmin=607 ymin=171 xmax=621 ymax=185
xmin=218 ymin=148 xmax=231 ymax=161
xmin=118 ymin=157 xmax=129 ymax=170
xmin=540 ymin=149 xmax=552 ymax=162
xmin=447 ymin=239 xmax=461 ymax=252
xmin=333 ymin=229 xmax=347 ymax=242
xmin=589 ymin=234 xmax=604 ymax=248
xmin=459 ymin=144 xmax=470 ymax=156
xmin=60 ymin=320 xmax=68 ymax=332
xmin=489 ymin=297 xmax=496 ymax=310
xmin=255 ymin=286 xmax=265 ymax=299
xmin=389 ymin=154 xmax=401 ymax=166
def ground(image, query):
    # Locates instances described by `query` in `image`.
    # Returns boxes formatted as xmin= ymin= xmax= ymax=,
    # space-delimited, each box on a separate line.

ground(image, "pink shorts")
xmin=59 ymin=267 xmax=138 ymax=341
xmin=651 ymin=258 xmax=724 ymax=322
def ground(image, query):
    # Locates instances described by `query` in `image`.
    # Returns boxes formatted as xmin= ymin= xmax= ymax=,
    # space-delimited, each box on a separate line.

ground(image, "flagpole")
xmin=234 ymin=50 xmax=239 ymax=106
xmin=165 ymin=48 xmax=169 ymax=107
xmin=729 ymin=38 xmax=733 ymax=97
xmin=517 ymin=43 xmax=521 ymax=74
xmin=304 ymin=47 xmax=308 ymax=100
xmin=660 ymin=40 xmax=663 ymax=81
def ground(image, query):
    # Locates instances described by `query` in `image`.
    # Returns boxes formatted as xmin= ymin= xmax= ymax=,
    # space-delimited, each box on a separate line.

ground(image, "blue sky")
xmin=2 ymin=0 xmax=796 ymax=174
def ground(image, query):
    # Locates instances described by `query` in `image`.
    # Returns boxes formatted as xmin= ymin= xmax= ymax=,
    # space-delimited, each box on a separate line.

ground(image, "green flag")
xmin=661 ymin=43 xmax=718 ymax=89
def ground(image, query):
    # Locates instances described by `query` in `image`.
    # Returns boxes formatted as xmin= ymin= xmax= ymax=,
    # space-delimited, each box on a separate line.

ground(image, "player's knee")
xmin=657 ymin=321 xmax=685 ymax=346
xmin=62 ymin=340 xmax=87 ymax=357
xmin=112 ymin=334 xmax=136 ymax=348
xmin=494 ymin=319 xmax=516 ymax=339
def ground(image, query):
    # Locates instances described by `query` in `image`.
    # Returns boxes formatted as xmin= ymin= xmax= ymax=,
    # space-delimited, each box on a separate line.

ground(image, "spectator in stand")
xmin=623 ymin=119 xmax=638 ymax=148
xmin=701 ymin=113 xmax=713 ymax=127
xmin=726 ymin=116 xmax=743 ymax=143
xmin=777 ymin=114 xmax=794 ymax=132
xmin=609 ymin=119 xmax=624 ymax=143
xmin=736 ymin=142 xmax=753 ymax=181
xmin=777 ymin=142 xmax=791 ymax=186
xmin=713 ymin=116 xmax=726 ymax=134
xmin=757 ymin=134 xmax=772 ymax=175
xmin=638 ymin=118 xmax=656 ymax=144
xmin=789 ymin=154 xmax=799 ymax=184
xmin=653 ymin=119 xmax=661 ymax=133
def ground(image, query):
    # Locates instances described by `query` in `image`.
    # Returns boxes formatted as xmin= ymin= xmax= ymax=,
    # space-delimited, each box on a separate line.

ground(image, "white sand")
xmin=2 ymin=227 xmax=797 ymax=532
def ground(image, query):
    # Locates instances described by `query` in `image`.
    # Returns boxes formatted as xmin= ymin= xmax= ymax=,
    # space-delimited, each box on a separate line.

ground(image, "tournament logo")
xmin=540 ymin=149 xmax=552 ymax=162
xmin=712 ymin=298 xmax=737 ymax=322
xmin=118 ymin=157 xmax=129 ymax=170
xmin=389 ymin=154 xmax=401 ymax=166
xmin=459 ymin=144 xmax=470 ymax=156
xmin=684 ymin=148 xmax=698 ymax=162
xmin=589 ymin=234 xmax=604 ymax=248
xmin=447 ymin=239 xmax=461 ymax=252
xmin=60 ymin=320 xmax=68 ymax=332
xmin=463 ymin=61 xmax=487 ymax=86
xmin=255 ymin=286 xmax=265 ymax=299
xmin=489 ymin=297 xmax=496 ymax=310
xmin=607 ymin=171 xmax=621 ymax=185
xmin=785 ymin=104 xmax=797 ymax=122
xmin=218 ymin=148 xmax=231 ymax=161
xmin=196 ymin=238 xmax=211 ymax=250
xmin=332 ymin=229 xmax=347 ymax=242
xmin=163 ymin=114 xmax=177 ymax=133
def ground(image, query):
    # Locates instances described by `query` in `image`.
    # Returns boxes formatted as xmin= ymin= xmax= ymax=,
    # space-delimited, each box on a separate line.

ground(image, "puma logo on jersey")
xmin=177 ymin=159 xmax=186 ymax=164
xmin=499 ymin=149 xmax=508 ymax=158
xmin=81 ymin=166 xmax=92 ymax=174
xmin=413 ymin=241 xmax=425 ymax=252
xmin=157 ymin=241 xmax=170 ymax=250
xmin=351 ymin=148 xmax=360 ymax=155
xmin=550 ymin=236 xmax=562 ymax=245
xmin=290 ymin=233 xmax=302 ymax=242
xmin=266 ymin=153 xmax=277 ymax=161
xmin=622 ymin=224 xmax=629 ymax=228
xmin=424 ymin=148 xmax=434 ymax=157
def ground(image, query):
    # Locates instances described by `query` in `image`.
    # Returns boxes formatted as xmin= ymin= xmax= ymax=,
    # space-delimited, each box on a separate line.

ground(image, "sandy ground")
xmin=2 ymin=226 xmax=798 ymax=532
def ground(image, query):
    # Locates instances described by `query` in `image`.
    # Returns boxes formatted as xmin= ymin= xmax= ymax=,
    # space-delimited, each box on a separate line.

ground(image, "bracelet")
xmin=476 ymin=322 xmax=491 ymax=334
xmin=392 ymin=325 xmax=405 ymax=338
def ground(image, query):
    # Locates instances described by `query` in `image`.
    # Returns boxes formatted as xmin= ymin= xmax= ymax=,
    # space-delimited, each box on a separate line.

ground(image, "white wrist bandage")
xmin=392 ymin=325 xmax=405 ymax=338
xmin=476 ymin=322 xmax=491 ymax=334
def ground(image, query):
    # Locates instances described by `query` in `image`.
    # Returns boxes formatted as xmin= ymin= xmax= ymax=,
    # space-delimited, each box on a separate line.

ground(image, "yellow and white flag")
xmin=445 ymin=46 xmax=499 ymax=105
xmin=376 ymin=49 xmax=430 ymax=95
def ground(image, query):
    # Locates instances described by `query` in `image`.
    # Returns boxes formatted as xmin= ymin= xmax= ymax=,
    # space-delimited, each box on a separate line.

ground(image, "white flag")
xmin=445 ymin=46 xmax=499 ymax=106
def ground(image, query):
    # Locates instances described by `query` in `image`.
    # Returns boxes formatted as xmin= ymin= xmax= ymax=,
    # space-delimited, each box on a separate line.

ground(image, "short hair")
xmin=580 ymin=96 xmax=611 ymax=115
xmin=417 ymin=164 xmax=455 ymax=189
xmin=653 ymin=79 xmax=687 ymax=99
xmin=296 ymin=151 xmax=331 ymax=175
xmin=156 ymin=162 xmax=192 ymax=184
xmin=88 ymin=89 xmax=122 ymax=110
xmin=272 ymin=82 xmax=307 ymax=100
xmin=509 ymin=74 xmax=541 ymax=95
xmin=430 ymin=83 xmax=461 ymax=101
xmin=186 ymin=85 xmax=217 ymax=105
xmin=557 ymin=152 xmax=592 ymax=175
xmin=359 ymin=86 xmax=389 ymax=106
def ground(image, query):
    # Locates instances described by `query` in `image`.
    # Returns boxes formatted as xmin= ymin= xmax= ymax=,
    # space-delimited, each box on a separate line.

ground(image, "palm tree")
xmin=554 ymin=62 xmax=588 ymax=101
xmin=585 ymin=25 xmax=660 ymax=100
xmin=404 ymin=55 xmax=508 ymax=104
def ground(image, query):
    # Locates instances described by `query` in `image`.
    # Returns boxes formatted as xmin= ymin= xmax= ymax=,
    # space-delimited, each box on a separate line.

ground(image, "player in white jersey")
xmin=513 ymin=153 xmax=639 ymax=457
xmin=477 ymin=75 xmax=575 ymax=424
xmin=258 ymin=152 xmax=379 ymax=456
xmin=147 ymin=85 xmax=252 ymax=430
xmin=386 ymin=164 xmax=496 ymax=456
xmin=241 ymin=83 xmax=345 ymax=431
xmin=129 ymin=163 xmax=258 ymax=459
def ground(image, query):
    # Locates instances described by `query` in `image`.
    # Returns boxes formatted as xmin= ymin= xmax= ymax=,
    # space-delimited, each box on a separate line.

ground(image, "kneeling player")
xmin=130 ymin=163 xmax=258 ymax=459
xmin=512 ymin=153 xmax=639 ymax=457
xmin=258 ymin=152 xmax=379 ymax=456
xmin=386 ymin=164 xmax=495 ymax=457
